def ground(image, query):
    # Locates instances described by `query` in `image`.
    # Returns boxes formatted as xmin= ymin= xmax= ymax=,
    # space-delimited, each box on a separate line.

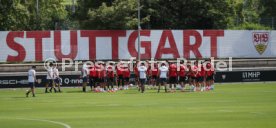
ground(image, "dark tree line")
xmin=0 ymin=0 xmax=275 ymax=30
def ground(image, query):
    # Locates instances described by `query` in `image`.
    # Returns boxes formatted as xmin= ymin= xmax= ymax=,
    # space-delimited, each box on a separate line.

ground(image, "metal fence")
xmin=235 ymin=17 xmax=275 ymax=29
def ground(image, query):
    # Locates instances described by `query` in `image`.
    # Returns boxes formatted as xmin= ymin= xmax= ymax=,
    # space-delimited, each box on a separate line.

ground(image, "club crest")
xmin=253 ymin=32 xmax=269 ymax=55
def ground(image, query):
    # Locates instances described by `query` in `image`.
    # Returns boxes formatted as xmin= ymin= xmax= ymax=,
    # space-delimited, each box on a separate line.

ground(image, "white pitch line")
xmin=15 ymin=118 xmax=71 ymax=128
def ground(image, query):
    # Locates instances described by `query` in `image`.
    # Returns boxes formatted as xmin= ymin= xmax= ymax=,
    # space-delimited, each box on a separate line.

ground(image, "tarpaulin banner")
xmin=0 ymin=30 xmax=275 ymax=62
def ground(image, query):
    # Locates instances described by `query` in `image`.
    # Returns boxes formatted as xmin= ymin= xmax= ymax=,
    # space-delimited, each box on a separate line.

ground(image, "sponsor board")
xmin=215 ymin=71 xmax=276 ymax=83
xmin=0 ymin=71 xmax=275 ymax=88
xmin=0 ymin=75 xmax=82 ymax=88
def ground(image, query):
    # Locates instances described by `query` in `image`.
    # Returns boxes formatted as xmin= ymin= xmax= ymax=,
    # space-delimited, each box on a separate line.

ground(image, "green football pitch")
xmin=0 ymin=83 xmax=276 ymax=128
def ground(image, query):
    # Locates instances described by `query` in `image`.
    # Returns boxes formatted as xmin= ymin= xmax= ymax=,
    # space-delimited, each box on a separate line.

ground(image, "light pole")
xmin=36 ymin=0 xmax=39 ymax=15
xmin=36 ymin=0 xmax=39 ymax=29
xmin=272 ymin=17 xmax=274 ymax=30
xmin=72 ymin=0 xmax=75 ymax=13
xmin=137 ymin=0 xmax=141 ymax=61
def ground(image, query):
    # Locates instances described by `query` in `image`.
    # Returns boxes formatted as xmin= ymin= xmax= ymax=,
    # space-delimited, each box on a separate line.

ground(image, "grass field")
xmin=0 ymin=83 xmax=276 ymax=128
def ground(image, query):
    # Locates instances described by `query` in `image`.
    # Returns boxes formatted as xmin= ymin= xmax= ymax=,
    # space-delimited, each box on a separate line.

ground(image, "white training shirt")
xmin=46 ymin=67 xmax=54 ymax=80
xmin=82 ymin=67 xmax=88 ymax=77
xmin=138 ymin=66 xmax=147 ymax=79
xmin=28 ymin=69 xmax=36 ymax=83
xmin=159 ymin=66 xmax=169 ymax=78
xmin=53 ymin=68 xmax=59 ymax=79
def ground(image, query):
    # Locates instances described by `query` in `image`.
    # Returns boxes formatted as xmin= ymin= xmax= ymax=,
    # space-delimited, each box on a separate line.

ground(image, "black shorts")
xmin=146 ymin=76 xmax=150 ymax=82
xmin=151 ymin=75 xmax=157 ymax=80
xmin=93 ymin=77 xmax=98 ymax=83
xmin=198 ymin=77 xmax=204 ymax=82
xmin=179 ymin=76 xmax=188 ymax=83
xmin=54 ymin=78 xmax=61 ymax=84
xmin=207 ymin=75 xmax=214 ymax=81
xmin=169 ymin=77 xmax=177 ymax=84
xmin=107 ymin=77 xmax=114 ymax=83
xmin=194 ymin=77 xmax=200 ymax=82
xmin=29 ymin=82 xmax=35 ymax=88
xmin=159 ymin=78 xmax=167 ymax=83
xmin=124 ymin=77 xmax=130 ymax=82
xmin=104 ymin=77 xmax=108 ymax=82
xmin=47 ymin=79 xmax=54 ymax=85
xmin=82 ymin=76 xmax=88 ymax=83
xmin=89 ymin=77 xmax=96 ymax=82
xmin=88 ymin=77 xmax=96 ymax=87
xmin=118 ymin=75 xmax=124 ymax=81
xmin=139 ymin=79 xmax=146 ymax=85
xmin=97 ymin=78 xmax=104 ymax=83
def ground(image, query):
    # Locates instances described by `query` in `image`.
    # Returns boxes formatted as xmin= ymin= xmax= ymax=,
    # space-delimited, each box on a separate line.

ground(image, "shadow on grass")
xmin=11 ymin=97 xmax=28 ymax=99
xmin=66 ymin=90 xmax=87 ymax=93
xmin=123 ymin=90 xmax=161 ymax=94
xmin=123 ymin=91 xmax=140 ymax=94
xmin=10 ymin=92 xmax=48 ymax=99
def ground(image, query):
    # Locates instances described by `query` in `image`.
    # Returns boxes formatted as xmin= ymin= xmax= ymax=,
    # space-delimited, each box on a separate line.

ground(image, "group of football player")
xmin=80 ymin=59 xmax=215 ymax=93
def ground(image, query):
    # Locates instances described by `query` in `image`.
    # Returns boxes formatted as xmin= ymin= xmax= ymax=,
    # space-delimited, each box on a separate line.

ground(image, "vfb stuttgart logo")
xmin=253 ymin=32 xmax=270 ymax=55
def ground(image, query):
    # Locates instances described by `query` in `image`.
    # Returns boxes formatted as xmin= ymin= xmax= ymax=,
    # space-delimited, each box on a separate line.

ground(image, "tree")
xmin=241 ymin=0 xmax=262 ymax=23
xmin=228 ymin=0 xmax=273 ymax=29
xmin=76 ymin=0 xmax=113 ymax=29
xmin=76 ymin=0 xmax=113 ymax=21
xmin=2 ymin=0 xmax=273 ymax=30
xmin=145 ymin=0 xmax=235 ymax=29
xmin=0 ymin=0 xmax=68 ymax=30
xmin=78 ymin=0 xmax=149 ymax=29
xmin=26 ymin=0 xmax=68 ymax=30
xmin=0 ymin=0 xmax=30 ymax=31
xmin=76 ymin=0 xmax=235 ymax=29
xmin=260 ymin=0 xmax=276 ymax=17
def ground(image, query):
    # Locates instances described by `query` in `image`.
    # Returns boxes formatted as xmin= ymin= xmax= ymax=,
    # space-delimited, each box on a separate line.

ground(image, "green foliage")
xmin=143 ymin=0 xmax=235 ymax=29
xmin=229 ymin=22 xmax=271 ymax=30
xmin=260 ymin=0 xmax=276 ymax=17
xmin=76 ymin=0 xmax=113 ymax=21
xmin=79 ymin=0 xmax=149 ymax=29
xmin=241 ymin=0 xmax=263 ymax=23
xmin=77 ymin=0 xmax=237 ymax=29
xmin=0 ymin=0 xmax=275 ymax=30
xmin=0 ymin=0 xmax=68 ymax=30
xmin=63 ymin=0 xmax=75 ymax=5
xmin=27 ymin=0 xmax=68 ymax=30
xmin=0 ymin=0 xmax=30 ymax=31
